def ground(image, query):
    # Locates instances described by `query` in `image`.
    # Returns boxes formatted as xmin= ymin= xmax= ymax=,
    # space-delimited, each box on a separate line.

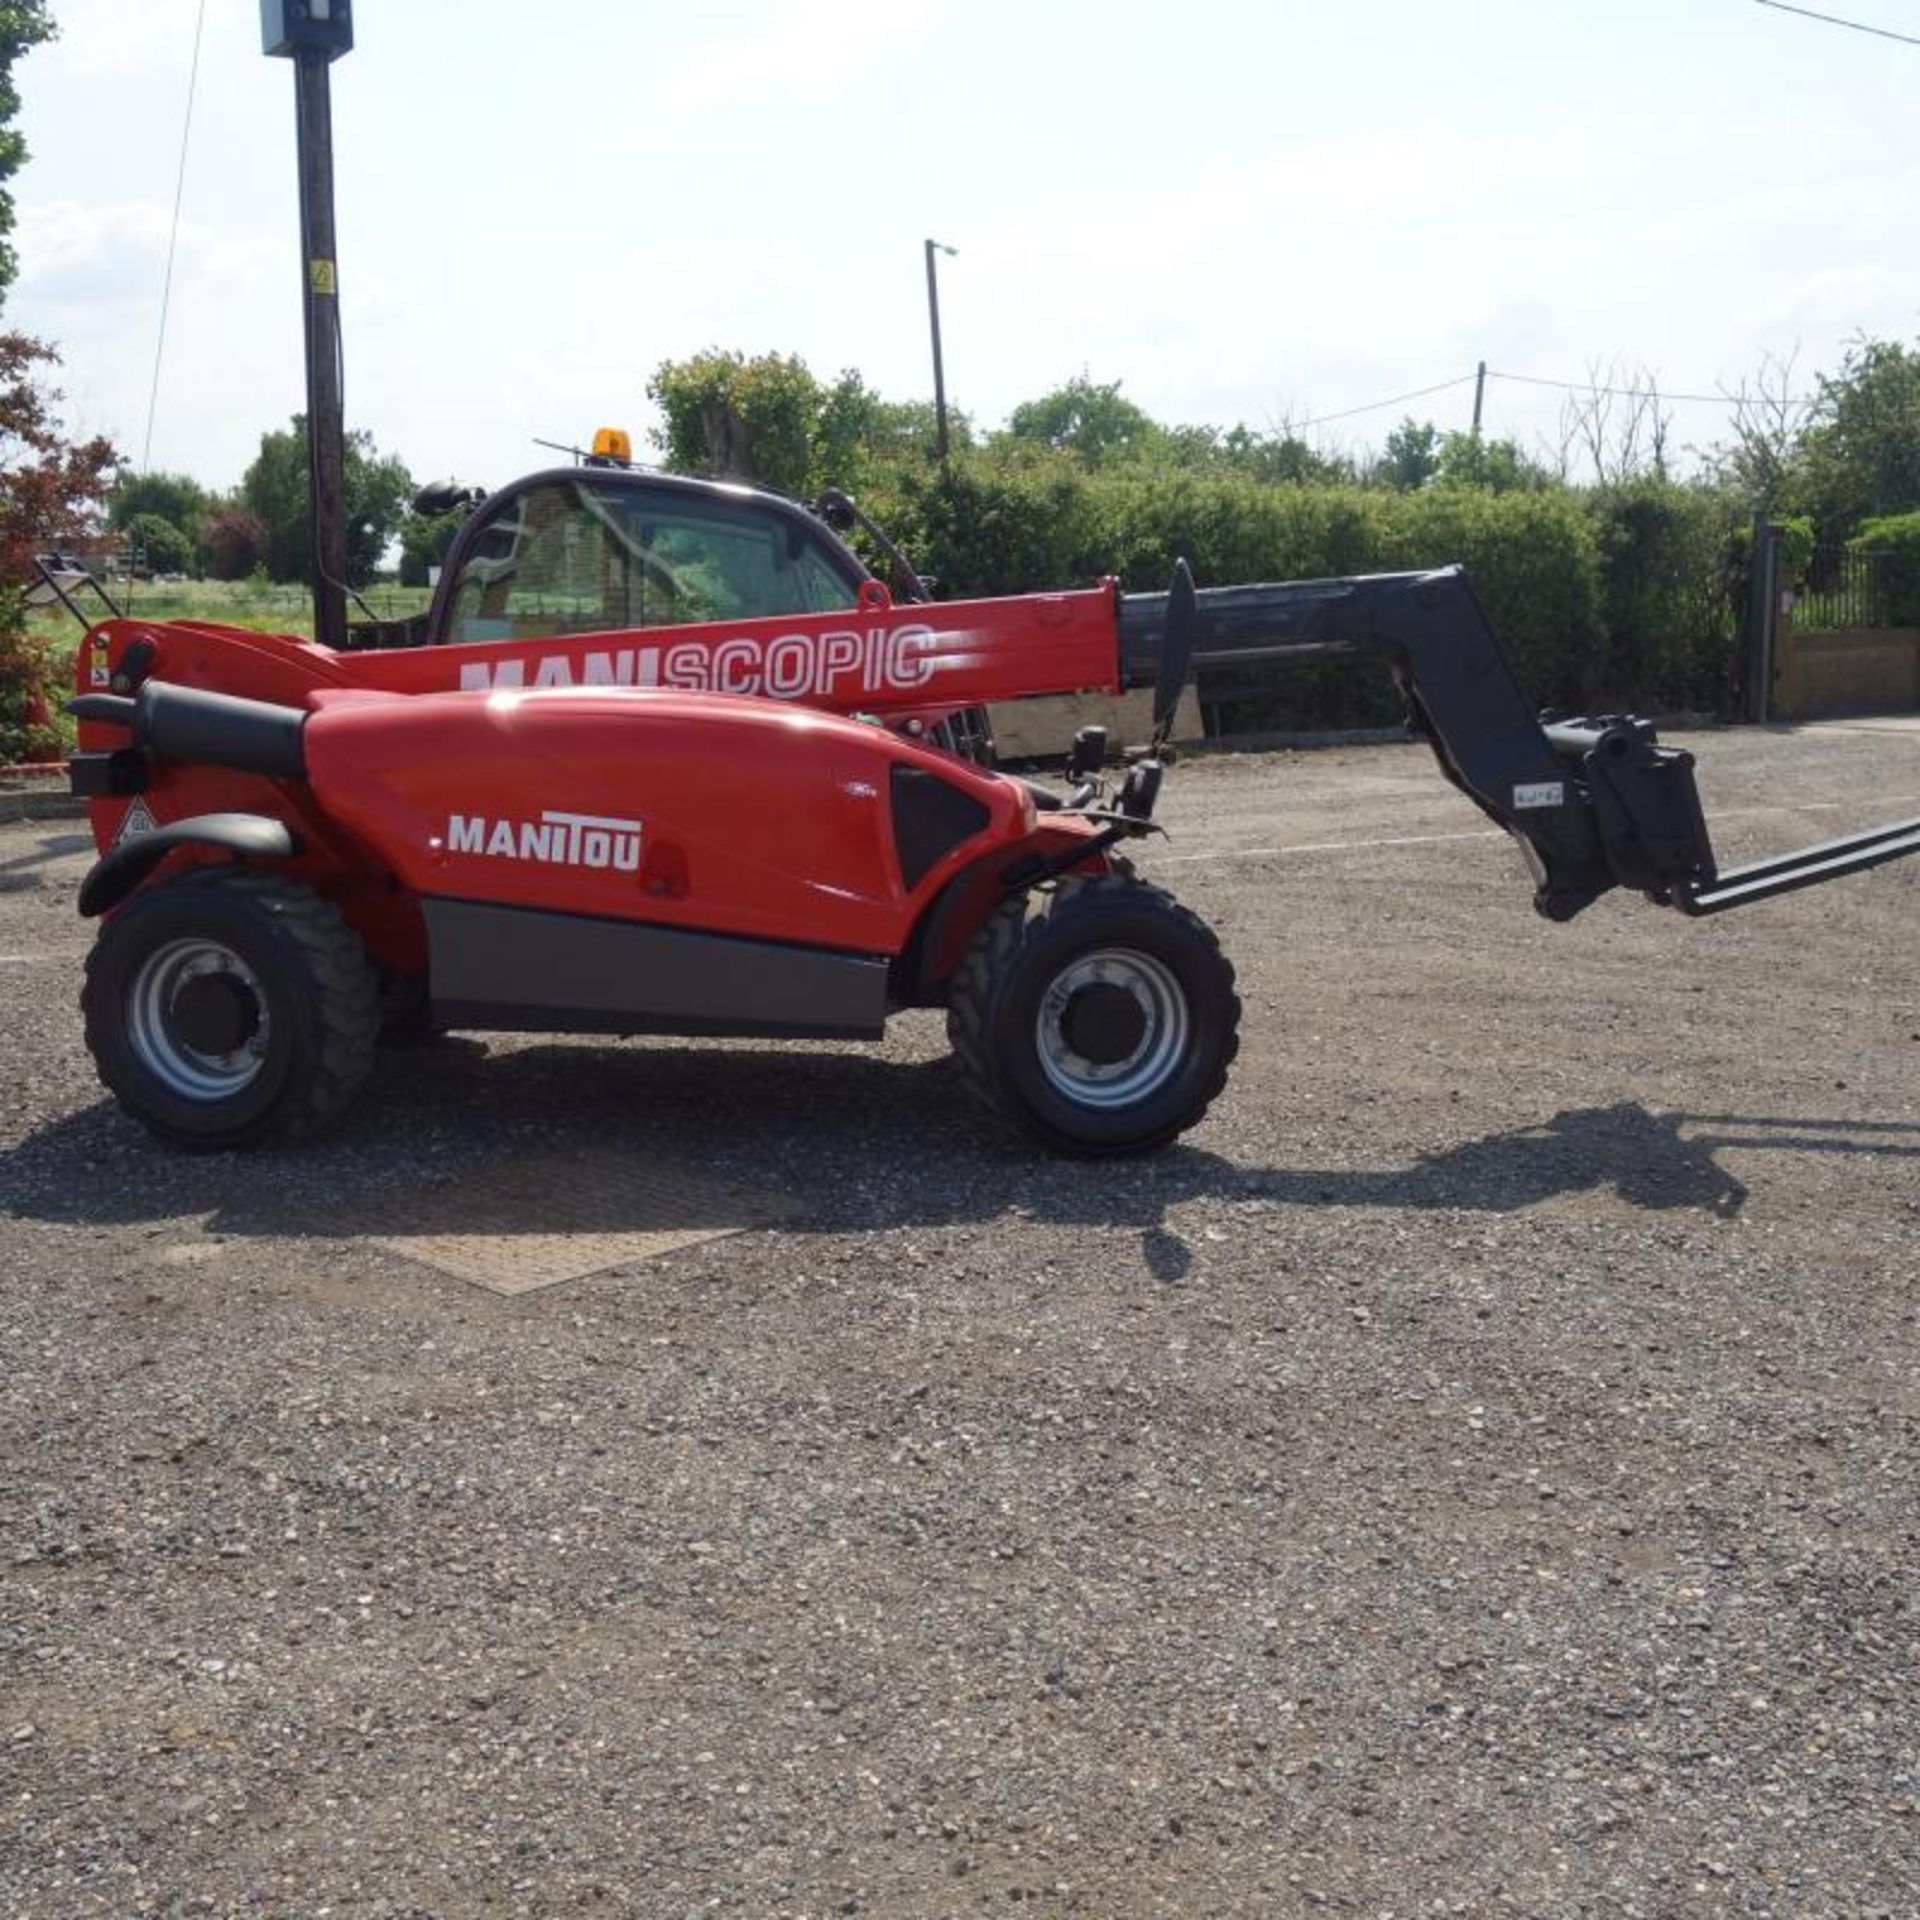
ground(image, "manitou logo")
xmin=456 ymin=623 xmax=939 ymax=700
xmin=446 ymin=809 xmax=644 ymax=872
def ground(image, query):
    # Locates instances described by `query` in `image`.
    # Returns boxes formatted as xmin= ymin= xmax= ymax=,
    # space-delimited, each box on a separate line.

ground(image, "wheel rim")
xmin=1034 ymin=946 xmax=1190 ymax=1110
xmin=126 ymin=937 xmax=271 ymax=1102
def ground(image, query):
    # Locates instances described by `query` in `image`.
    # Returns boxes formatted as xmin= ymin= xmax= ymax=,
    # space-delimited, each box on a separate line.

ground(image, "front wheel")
xmin=82 ymin=868 xmax=379 ymax=1149
xmin=946 ymin=874 xmax=1239 ymax=1154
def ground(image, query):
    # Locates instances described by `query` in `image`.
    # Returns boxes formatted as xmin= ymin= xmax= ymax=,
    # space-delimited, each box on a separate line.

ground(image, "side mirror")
xmin=412 ymin=480 xmax=483 ymax=518
xmin=811 ymin=487 xmax=858 ymax=533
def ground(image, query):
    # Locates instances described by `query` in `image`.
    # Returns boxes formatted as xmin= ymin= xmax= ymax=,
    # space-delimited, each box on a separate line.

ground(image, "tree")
xmin=239 ymin=417 xmax=413 ymax=585
xmin=1434 ymin=431 xmax=1544 ymax=493
xmin=1707 ymin=348 xmax=1813 ymax=512
xmin=239 ymin=425 xmax=304 ymax=579
xmin=1002 ymin=377 xmax=1161 ymax=466
xmin=0 ymin=333 xmax=116 ymax=761
xmin=648 ymin=353 xmax=973 ymax=498
xmin=0 ymin=2 xmax=98 ymax=766
xmin=110 ymin=468 xmax=210 ymax=545
xmin=125 ymin=511 xmax=192 ymax=575
xmin=0 ymin=333 xmax=115 ymax=578
xmin=1217 ymin=423 xmax=1350 ymax=486
xmin=1797 ymin=336 xmax=1920 ymax=538
xmin=1376 ymin=417 xmax=1441 ymax=491
xmin=1551 ymin=360 xmax=1671 ymax=487
xmin=203 ymin=505 xmax=266 ymax=581
xmin=648 ymin=350 xmax=821 ymax=496
xmin=0 ymin=2 xmax=52 ymax=303
xmin=398 ymin=509 xmax=462 ymax=588
xmin=814 ymin=370 xmax=968 ymax=483
xmin=112 ymin=469 xmax=211 ymax=577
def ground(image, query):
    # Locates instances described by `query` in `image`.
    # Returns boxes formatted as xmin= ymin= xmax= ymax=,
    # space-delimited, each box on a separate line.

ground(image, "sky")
xmin=9 ymin=0 xmax=1920 ymax=497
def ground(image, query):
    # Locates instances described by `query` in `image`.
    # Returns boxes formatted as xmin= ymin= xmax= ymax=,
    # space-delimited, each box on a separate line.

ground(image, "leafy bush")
xmin=1853 ymin=510 xmax=1920 ymax=626
xmin=1772 ymin=514 xmax=1816 ymax=586
xmin=126 ymin=510 xmax=193 ymax=575
xmin=0 ymin=588 xmax=58 ymax=765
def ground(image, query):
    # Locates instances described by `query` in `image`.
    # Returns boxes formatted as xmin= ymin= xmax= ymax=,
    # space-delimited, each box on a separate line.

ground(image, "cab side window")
xmin=444 ymin=479 xmax=860 ymax=646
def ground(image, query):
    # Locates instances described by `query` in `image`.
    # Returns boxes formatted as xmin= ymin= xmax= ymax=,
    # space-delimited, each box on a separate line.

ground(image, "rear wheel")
xmin=946 ymin=874 xmax=1239 ymax=1154
xmin=82 ymin=868 xmax=379 ymax=1148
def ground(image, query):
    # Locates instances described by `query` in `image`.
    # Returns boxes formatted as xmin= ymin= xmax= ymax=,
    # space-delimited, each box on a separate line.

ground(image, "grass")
xmin=29 ymin=576 xmax=434 ymax=653
xmin=22 ymin=577 xmax=436 ymax=761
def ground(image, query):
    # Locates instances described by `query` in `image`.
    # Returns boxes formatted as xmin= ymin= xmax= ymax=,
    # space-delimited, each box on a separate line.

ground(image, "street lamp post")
xmin=924 ymin=238 xmax=957 ymax=461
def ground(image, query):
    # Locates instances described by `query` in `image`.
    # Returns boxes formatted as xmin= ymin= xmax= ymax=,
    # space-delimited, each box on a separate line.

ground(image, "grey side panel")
xmin=423 ymin=898 xmax=890 ymax=1040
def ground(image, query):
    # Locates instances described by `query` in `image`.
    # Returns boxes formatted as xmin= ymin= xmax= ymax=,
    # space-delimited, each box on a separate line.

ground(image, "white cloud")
xmin=17 ymin=197 xmax=171 ymax=282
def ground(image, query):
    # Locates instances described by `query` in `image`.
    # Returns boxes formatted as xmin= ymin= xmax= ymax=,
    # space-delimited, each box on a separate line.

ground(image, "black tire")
xmin=377 ymin=972 xmax=439 ymax=1046
xmin=81 ymin=868 xmax=379 ymax=1149
xmin=946 ymin=874 xmax=1239 ymax=1155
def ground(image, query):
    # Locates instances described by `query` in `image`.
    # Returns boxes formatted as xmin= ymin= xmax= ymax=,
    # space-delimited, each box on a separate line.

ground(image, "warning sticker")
xmin=112 ymin=799 xmax=158 ymax=847
xmin=1513 ymin=782 xmax=1565 ymax=811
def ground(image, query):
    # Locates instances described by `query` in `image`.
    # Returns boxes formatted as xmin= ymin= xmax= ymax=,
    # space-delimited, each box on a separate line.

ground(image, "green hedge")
xmin=1587 ymin=482 xmax=1748 ymax=714
xmin=862 ymin=457 xmax=1746 ymax=731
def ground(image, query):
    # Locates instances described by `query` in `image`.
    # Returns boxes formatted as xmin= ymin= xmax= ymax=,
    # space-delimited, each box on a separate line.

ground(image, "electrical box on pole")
xmin=263 ymin=1 xmax=353 ymax=649
xmin=260 ymin=1 xmax=353 ymax=60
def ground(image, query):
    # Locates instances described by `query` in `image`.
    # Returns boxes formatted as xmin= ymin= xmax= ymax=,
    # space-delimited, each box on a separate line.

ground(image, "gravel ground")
xmin=2 ymin=722 xmax=1917 ymax=1919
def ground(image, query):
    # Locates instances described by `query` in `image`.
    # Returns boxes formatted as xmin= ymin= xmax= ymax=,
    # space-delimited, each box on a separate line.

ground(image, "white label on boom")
xmin=1513 ymin=782 xmax=1565 ymax=811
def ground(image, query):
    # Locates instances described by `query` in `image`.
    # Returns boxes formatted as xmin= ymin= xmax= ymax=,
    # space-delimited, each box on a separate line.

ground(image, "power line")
xmin=1489 ymin=368 xmax=1807 ymax=407
xmin=1283 ymin=360 xmax=1818 ymax=442
xmin=142 ymin=0 xmax=207 ymax=471
xmin=1291 ymin=374 xmax=1476 ymax=430
xmin=1751 ymin=0 xmax=1920 ymax=48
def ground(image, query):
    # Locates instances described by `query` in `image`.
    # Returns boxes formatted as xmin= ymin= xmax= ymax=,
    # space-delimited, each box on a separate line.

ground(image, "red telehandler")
xmin=63 ymin=459 xmax=1920 ymax=1154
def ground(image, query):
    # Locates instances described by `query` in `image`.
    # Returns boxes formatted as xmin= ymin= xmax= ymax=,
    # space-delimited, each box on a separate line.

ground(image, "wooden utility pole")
xmin=293 ymin=50 xmax=349 ymax=649
xmin=1472 ymin=359 xmax=1487 ymax=435
xmin=264 ymin=2 xmax=355 ymax=648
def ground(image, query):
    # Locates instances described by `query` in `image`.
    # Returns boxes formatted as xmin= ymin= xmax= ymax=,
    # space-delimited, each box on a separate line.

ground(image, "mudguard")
xmin=77 ymin=813 xmax=304 ymax=919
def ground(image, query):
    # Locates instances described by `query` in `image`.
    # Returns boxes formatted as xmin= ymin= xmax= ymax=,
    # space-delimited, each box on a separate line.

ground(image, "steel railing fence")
xmin=1790 ymin=545 xmax=1890 ymax=631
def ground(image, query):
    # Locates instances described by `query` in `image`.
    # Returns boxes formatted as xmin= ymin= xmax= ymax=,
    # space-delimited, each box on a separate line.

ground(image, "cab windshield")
xmin=443 ymin=479 xmax=861 ymax=646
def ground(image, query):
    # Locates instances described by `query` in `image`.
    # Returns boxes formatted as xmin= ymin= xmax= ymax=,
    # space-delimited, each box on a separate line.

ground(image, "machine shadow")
xmin=0 ymin=830 xmax=92 ymax=885
xmin=6 ymin=1035 xmax=1916 ymax=1257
